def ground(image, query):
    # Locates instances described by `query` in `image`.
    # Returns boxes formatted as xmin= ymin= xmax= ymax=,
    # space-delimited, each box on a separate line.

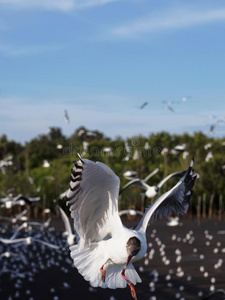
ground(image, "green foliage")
xmin=0 ymin=127 xmax=225 ymax=214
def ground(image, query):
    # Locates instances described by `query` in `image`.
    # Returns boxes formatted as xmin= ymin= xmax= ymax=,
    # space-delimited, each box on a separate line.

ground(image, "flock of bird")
xmin=1 ymin=154 xmax=225 ymax=299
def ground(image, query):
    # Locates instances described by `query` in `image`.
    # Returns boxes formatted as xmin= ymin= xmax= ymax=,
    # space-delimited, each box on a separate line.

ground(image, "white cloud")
xmin=0 ymin=0 xmax=119 ymax=11
xmin=111 ymin=7 xmax=225 ymax=37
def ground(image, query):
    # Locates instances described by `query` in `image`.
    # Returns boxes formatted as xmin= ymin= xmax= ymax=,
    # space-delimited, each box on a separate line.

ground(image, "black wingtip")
xmin=77 ymin=153 xmax=84 ymax=164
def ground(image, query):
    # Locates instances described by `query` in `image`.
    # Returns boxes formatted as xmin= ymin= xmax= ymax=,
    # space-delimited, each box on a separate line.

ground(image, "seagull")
xmin=163 ymin=101 xmax=175 ymax=112
xmin=181 ymin=96 xmax=191 ymax=102
xmin=165 ymin=105 xmax=175 ymax=113
xmin=57 ymin=205 xmax=77 ymax=246
xmin=0 ymin=194 xmax=38 ymax=207
xmin=1 ymin=251 xmax=18 ymax=258
xmin=124 ymin=168 xmax=159 ymax=182
xmin=0 ymin=209 xmax=27 ymax=224
xmin=120 ymin=169 xmax=185 ymax=199
xmin=43 ymin=160 xmax=50 ymax=168
xmin=138 ymin=102 xmax=148 ymax=109
xmin=123 ymin=170 xmax=137 ymax=179
xmin=166 ymin=216 xmax=182 ymax=227
xmin=205 ymin=151 xmax=213 ymax=162
xmin=119 ymin=210 xmax=144 ymax=217
xmin=0 ymin=236 xmax=60 ymax=249
xmin=64 ymin=109 xmax=70 ymax=124
xmin=174 ymin=144 xmax=187 ymax=152
xmin=208 ymin=116 xmax=225 ymax=135
xmin=65 ymin=155 xmax=196 ymax=299
xmin=27 ymin=218 xmax=52 ymax=230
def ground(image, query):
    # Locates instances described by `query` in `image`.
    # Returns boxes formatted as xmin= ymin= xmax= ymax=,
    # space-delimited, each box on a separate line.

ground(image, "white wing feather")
xmin=57 ymin=205 xmax=73 ymax=236
xmin=136 ymin=159 xmax=197 ymax=232
xmin=66 ymin=159 xmax=123 ymax=247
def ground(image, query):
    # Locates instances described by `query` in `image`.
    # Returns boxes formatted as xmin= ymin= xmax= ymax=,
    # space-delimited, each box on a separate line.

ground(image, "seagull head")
xmin=154 ymin=186 xmax=160 ymax=193
xmin=126 ymin=236 xmax=141 ymax=265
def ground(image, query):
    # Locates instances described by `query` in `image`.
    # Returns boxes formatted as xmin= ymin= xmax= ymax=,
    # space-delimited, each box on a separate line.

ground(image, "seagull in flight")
xmin=119 ymin=210 xmax=143 ymax=217
xmin=0 ymin=236 xmax=60 ymax=249
xmin=163 ymin=101 xmax=175 ymax=112
xmin=64 ymin=109 xmax=70 ymax=124
xmin=165 ymin=105 xmax=175 ymax=112
xmin=65 ymin=155 xmax=196 ymax=299
xmin=120 ymin=169 xmax=185 ymax=199
xmin=138 ymin=102 xmax=148 ymax=109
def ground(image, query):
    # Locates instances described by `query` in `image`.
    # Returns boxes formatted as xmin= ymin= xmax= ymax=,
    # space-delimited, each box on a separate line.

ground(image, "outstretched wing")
xmin=66 ymin=158 xmax=123 ymax=247
xmin=119 ymin=179 xmax=147 ymax=194
xmin=157 ymin=170 xmax=186 ymax=188
xmin=136 ymin=159 xmax=197 ymax=232
xmin=144 ymin=168 xmax=159 ymax=183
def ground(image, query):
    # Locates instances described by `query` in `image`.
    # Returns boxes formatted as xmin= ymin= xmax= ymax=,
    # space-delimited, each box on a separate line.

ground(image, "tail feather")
xmin=70 ymin=244 xmax=141 ymax=289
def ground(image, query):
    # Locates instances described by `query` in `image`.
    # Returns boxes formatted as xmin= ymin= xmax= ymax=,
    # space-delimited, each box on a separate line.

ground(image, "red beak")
xmin=126 ymin=255 xmax=132 ymax=266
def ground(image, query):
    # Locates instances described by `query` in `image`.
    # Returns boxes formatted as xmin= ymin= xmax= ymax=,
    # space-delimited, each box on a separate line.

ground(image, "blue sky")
xmin=0 ymin=0 xmax=225 ymax=143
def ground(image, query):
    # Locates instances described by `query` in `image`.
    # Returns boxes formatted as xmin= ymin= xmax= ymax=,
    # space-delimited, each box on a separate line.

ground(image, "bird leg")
xmin=121 ymin=268 xmax=137 ymax=300
xmin=100 ymin=264 xmax=106 ymax=282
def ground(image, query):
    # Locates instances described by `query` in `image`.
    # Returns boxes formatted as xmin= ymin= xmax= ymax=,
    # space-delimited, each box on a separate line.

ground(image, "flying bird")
xmin=181 ymin=96 xmax=191 ymax=102
xmin=163 ymin=101 xmax=175 ymax=112
xmin=208 ymin=116 xmax=225 ymax=135
xmin=65 ymin=155 xmax=196 ymax=299
xmin=120 ymin=169 xmax=185 ymax=199
xmin=165 ymin=105 xmax=175 ymax=112
xmin=119 ymin=210 xmax=143 ymax=217
xmin=64 ymin=109 xmax=70 ymax=124
xmin=0 ymin=194 xmax=39 ymax=207
xmin=138 ymin=102 xmax=148 ymax=109
xmin=0 ymin=236 xmax=60 ymax=249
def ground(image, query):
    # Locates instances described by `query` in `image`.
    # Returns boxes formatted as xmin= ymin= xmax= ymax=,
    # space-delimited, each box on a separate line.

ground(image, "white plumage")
xmin=120 ymin=168 xmax=185 ymax=199
xmin=66 ymin=155 xmax=196 ymax=299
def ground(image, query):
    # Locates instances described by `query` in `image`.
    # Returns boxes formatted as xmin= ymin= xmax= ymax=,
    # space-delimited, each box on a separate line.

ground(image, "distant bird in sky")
xmin=165 ymin=105 xmax=175 ymax=113
xmin=163 ymin=101 xmax=175 ymax=112
xmin=120 ymin=169 xmax=185 ymax=199
xmin=65 ymin=155 xmax=196 ymax=299
xmin=209 ymin=124 xmax=216 ymax=135
xmin=138 ymin=102 xmax=148 ymax=109
xmin=207 ymin=115 xmax=225 ymax=135
xmin=64 ymin=109 xmax=70 ymax=124
xmin=181 ymin=96 xmax=191 ymax=102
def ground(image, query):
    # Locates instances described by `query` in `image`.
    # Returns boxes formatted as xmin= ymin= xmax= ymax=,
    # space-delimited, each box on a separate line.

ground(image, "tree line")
xmin=0 ymin=127 xmax=224 ymax=219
